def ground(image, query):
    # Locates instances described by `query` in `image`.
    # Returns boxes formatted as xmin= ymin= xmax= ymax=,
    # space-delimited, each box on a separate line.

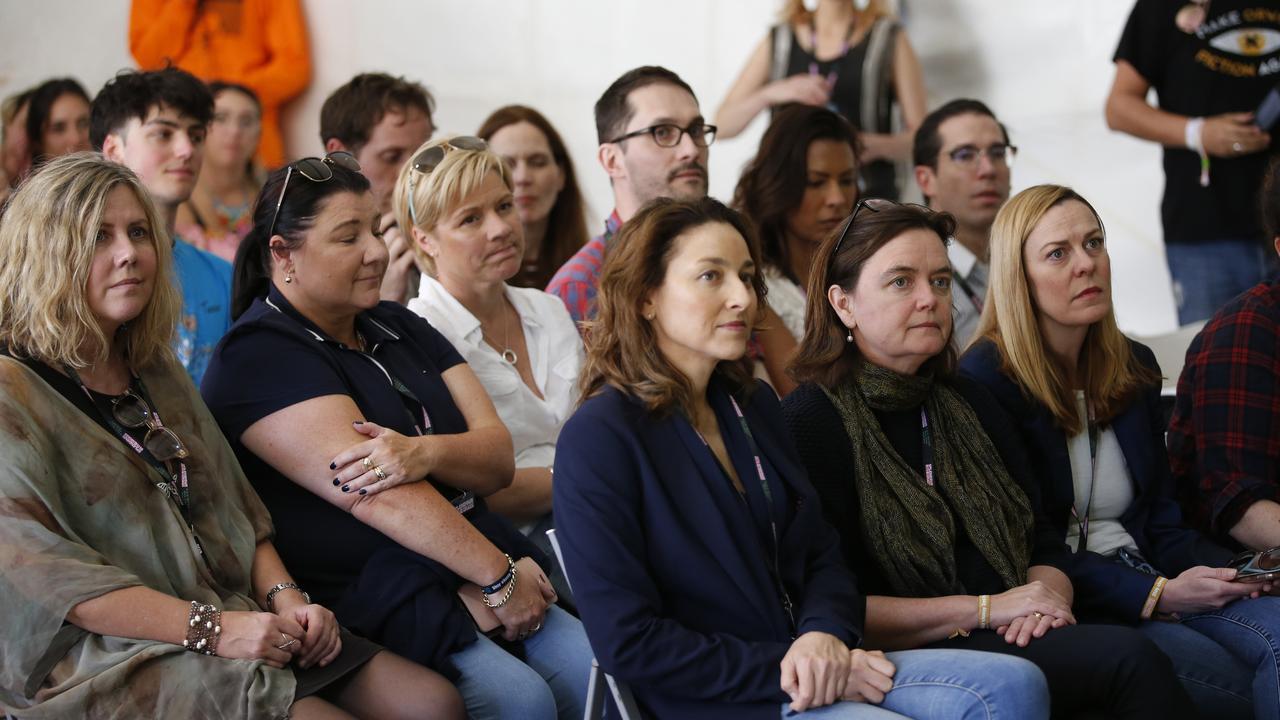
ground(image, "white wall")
xmin=0 ymin=0 xmax=1177 ymax=333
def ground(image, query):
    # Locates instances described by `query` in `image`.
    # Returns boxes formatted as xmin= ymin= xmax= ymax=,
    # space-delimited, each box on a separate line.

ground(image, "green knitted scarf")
xmin=822 ymin=364 xmax=1033 ymax=597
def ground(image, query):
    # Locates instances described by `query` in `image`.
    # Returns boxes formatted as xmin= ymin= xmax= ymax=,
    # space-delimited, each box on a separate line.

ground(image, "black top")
xmin=782 ymin=376 xmax=1070 ymax=597
xmin=1114 ymin=0 xmax=1280 ymax=245
xmin=201 ymin=284 xmax=541 ymax=676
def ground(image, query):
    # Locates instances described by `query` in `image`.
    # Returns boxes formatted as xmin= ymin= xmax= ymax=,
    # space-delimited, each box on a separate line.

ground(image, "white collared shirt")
xmin=407 ymin=276 xmax=583 ymax=470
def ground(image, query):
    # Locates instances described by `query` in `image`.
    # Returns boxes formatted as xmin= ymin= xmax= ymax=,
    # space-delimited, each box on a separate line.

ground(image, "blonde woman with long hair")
xmin=0 ymin=152 xmax=463 ymax=719
xmin=961 ymin=183 xmax=1280 ymax=720
xmin=715 ymin=0 xmax=925 ymax=200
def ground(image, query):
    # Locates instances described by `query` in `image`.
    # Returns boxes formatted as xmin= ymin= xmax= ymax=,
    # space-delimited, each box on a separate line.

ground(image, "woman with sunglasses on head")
xmin=554 ymin=196 xmax=1052 ymax=720
xmin=733 ymin=103 xmax=860 ymax=397
xmin=395 ymin=137 xmax=583 ymax=601
xmin=201 ymin=150 xmax=592 ymax=720
xmin=0 ymin=152 xmax=463 ymax=719
xmin=959 ymin=184 xmax=1280 ymax=720
xmin=782 ymin=199 xmax=1197 ymax=719
xmin=477 ymin=105 xmax=590 ymax=290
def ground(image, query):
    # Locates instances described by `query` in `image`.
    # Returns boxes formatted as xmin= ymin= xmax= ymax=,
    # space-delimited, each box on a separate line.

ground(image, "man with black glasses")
xmin=546 ymin=65 xmax=715 ymax=326
xmin=912 ymin=99 xmax=1015 ymax=347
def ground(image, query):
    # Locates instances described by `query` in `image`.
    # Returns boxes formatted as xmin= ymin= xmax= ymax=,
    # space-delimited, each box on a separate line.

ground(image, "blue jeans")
xmin=1165 ymin=239 xmax=1274 ymax=324
xmin=779 ymin=649 xmax=1049 ymax=719
xmin=1177 ymin=595 xmax=1280 ymax=720
xmin=449 ymin=605 xmax=591 ymax=720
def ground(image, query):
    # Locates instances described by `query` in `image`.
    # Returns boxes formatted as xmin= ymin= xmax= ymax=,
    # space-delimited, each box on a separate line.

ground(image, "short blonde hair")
xmin=973 ymin=184 xmax=1159 ymax=434
xmin=391 ymin=136 xmax=512 ymax=276
xmin=0 ymin=151 xmax=180 ymax=369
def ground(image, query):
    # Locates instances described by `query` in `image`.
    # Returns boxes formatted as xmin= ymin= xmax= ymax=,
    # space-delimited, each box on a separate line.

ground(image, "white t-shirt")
xmin=407 ymin=276 xmax=583 ymax=471
xmin=1065 ymin=391 xmax=1140 ymax=557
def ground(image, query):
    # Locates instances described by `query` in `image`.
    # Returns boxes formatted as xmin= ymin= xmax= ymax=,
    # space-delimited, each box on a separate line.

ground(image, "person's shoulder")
xmin=957 ymin=336 xmax=1001 ymax=376
xmin=1125 ymin=338 xmax=1161 ymax=373
xmin=781 ymin=381 xmax=838 ymax=422
xmin=547 ymin=237 xmax=606 ymax=287
xmin=173 ymin=239 xmax=233 ymax=277
xmin=1195 ymin=280 xmax=1280 ymax=346
xmin=511 ymin=285 xmax=576 ymax=327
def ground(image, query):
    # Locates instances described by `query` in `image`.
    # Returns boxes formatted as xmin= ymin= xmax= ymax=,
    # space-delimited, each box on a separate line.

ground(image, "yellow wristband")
xmin=977 ymin=594 xmax=991 ymax=630
xmin=1140 ymin=577 xmax=1168 ymax=620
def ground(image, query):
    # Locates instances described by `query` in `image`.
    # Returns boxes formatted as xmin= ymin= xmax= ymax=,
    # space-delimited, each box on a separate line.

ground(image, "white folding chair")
xmin=546 ymin=528 xmax=644 ymax=720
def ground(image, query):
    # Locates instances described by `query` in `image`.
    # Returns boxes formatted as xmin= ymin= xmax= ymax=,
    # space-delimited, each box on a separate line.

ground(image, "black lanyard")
xmin=694 ymin=394 xmax=795 ymax=632
xmin=920 ymin=408 xmax=936 ymax=486
xmin=1069 ymin=402 xmax=1100 ymax=551
xmin=65 ymin=366 xmax=207 ymax=561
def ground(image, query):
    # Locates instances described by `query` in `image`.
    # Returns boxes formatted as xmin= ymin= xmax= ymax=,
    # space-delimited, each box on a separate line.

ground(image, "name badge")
xmin=452 ymin=490 xmax=475 ymax=515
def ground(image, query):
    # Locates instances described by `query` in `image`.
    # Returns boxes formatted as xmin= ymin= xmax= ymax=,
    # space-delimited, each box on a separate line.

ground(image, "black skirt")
xmin=293 ymin=629 xmax=382 ymax=699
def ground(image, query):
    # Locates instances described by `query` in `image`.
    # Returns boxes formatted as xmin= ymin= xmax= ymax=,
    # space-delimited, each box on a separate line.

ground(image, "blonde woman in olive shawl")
xmin=0 ymin=152 xmax=463 ymax=719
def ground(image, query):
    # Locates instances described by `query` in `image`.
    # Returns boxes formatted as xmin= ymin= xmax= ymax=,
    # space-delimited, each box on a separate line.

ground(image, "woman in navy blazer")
xmin=960 ymin=184 xmax=1280 ymax=719
xmin=553 ymin=197 xmax=1048 ymax=720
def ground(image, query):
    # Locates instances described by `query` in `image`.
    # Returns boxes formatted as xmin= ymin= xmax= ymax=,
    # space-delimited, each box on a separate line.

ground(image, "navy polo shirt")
xmin=201 ymin=284 xmax=470 ymax=604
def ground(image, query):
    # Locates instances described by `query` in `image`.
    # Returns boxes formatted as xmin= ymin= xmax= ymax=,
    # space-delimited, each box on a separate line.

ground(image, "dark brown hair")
xmin=790 ymin=203 xmax=958 ymax=388
xmin=594 ymin=66 xmax=696 ymax=145
xmin=581 ymin=197 xmax=766 ymax=415
xmin=1260 ymin=154 xmax=1280 ymax=241
xmin=319 ymin=73 xmax=434 ymax=154
xmin=477 ymin=104 xmax=590 ymax=288
xmin=732 ymin=104 xmax=859 ymax=283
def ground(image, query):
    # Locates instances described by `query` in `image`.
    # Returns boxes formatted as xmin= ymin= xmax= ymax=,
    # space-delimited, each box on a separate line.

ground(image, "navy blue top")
xmin=960 ymin=338 xmax=1234 ymax=623
xmin=202 ymin=284 xmax=541 ymax=676
xmin=553 ymin=378 xmax=863 ymax=720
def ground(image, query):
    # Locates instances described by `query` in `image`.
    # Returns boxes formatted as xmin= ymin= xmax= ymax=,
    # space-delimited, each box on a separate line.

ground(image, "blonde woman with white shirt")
xmin=394 ymin=136 xmax=583 ymax=593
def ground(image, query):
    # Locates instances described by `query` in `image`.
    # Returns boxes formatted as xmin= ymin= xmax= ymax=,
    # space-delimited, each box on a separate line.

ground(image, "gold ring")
xmin=1033 ymin=611 xmax=1044 ymax=619
xmin=362 ymin=456 xmax=372 ymax=471
xmin=373 ymin=465 xmax=387 ymax=481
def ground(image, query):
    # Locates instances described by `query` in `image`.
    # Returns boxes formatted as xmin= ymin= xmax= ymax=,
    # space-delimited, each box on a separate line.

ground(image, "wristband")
xmin=482 ymin=560 xmax=519 ymax=609
xmin=1184 ymin=117 xmax=1205 ymax=152
xmin=481 ymin=553 xmax=517 ymax=596
xmin=1140 ymin=576 xmax=1168 ymax=620
xmin=977 ymin=594 xmax=991 ymax=630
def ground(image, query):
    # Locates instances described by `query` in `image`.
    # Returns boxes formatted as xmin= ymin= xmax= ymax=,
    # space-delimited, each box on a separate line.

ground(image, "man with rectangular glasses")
xmin=546 ymin=65 xmax=714 ymax=327
xmin=912 ymin=99 xmax=1015 ymax=348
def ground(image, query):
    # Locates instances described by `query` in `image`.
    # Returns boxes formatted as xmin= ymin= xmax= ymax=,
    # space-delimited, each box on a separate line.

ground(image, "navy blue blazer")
xmin=961 ymin=339 xmax=1234 ymax=622
xmin=553 ymin=378 xmax=863 ymax=720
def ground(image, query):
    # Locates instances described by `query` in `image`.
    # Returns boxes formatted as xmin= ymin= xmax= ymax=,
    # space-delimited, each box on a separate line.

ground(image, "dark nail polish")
xmin=332 ymin=478 xmax=340 ymax=486
xmin=341 ymin=485 xmax=350 ymax=493
xmin=329 ymin=462 xmax=336 ymax=470
xmin=359 ymin=489 xmax=367 ymax=495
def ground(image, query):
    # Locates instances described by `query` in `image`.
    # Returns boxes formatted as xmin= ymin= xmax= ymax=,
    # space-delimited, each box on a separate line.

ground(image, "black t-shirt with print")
xmin=1115 ymin=0 xmax=1280 ymax=244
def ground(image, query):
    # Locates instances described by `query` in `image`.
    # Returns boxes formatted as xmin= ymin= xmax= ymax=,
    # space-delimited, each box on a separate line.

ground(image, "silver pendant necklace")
xmin=482 ymin=299 xmax=518 ymax=365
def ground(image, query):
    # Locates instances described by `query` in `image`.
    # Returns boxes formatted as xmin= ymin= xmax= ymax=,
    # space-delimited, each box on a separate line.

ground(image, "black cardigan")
xmin=781 ymin=376 xmax=1072 ymax=597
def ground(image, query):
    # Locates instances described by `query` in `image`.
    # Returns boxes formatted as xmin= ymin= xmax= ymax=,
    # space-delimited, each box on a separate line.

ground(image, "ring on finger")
xmin=1032 ymin=611 xmax=1044 ymax=619
xmin=362 ymin=456 xmax=372 ymax=471
xmin=1233 ymin=141 xmax=1244 ymax=153
xmin=531 ymin=621 xmax=543 ymax=634
xmin=373 ymin=465 xmax=387 ymax=481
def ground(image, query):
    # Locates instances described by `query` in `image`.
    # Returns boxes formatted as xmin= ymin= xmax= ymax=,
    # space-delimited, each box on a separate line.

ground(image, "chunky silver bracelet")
xmin=265 ymin=582 xmax=311 ymax=612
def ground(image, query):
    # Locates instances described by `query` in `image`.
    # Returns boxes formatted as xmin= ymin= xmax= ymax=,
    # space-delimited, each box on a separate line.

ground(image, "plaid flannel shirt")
xmin=545 ymin=210 xmax=622 ymax=331
xmin=1168 ymin=280 xmax=1280 ymax=539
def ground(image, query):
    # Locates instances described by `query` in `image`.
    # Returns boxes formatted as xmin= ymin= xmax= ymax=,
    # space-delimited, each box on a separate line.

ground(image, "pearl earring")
xmin=284 ymin=271 xmax=293 ymax=284
xmin=846 ymin=329 xmax=853 ymax=343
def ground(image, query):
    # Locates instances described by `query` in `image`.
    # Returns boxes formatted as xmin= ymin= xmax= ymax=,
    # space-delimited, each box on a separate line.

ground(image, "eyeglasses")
xmin=266 ymin=151 xmax=362 ymax=239
xmin=112 ymin=389 xmax=190 ymax=462
xmin=407 ymin=136 xmax=489 ymax=226
xmin=945 ymin=143 xmax=1017 ymax=169
xmin=606 ymin=123 xmax=717 ymax=148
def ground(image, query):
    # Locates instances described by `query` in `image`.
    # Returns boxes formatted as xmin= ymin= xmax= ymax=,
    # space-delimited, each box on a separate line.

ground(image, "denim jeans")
xmin=1165 ymin=239 xmax=1274 ymax=324
xmin=779 ymin=649 xmax=1049 ymax=719
xmin=1177 ymin=595 xmax=1280 ymax=720
xmin=449 ymin=605 xmax=591 ymax=720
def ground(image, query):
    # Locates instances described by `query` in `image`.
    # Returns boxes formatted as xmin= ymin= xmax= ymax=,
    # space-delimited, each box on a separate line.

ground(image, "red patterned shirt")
xmin=545 ymin=211 xmax=622 ymax=331
xmin=1168 ymin=280 xmax=1280 ymax=539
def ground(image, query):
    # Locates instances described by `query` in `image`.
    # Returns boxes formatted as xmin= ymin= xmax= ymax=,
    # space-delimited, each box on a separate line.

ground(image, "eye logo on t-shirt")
xmin=1209 ymin=27 xmax=1280 ymax=57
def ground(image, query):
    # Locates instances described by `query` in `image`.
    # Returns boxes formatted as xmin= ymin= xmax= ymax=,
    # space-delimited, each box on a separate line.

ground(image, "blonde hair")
xmin=0 ymin=151 xmax=180 ymax=369
xmin=391 ymin=136 xmax=512 ymax=276
xmin=973 ymin=184 xmax=1159 ymax=434
xmin=780 ymin=0 xmax=890 ymax=25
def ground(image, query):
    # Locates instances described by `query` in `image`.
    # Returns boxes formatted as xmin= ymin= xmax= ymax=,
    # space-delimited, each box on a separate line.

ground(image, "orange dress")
xmin=130 ymin=0 xmax=310 ymax=168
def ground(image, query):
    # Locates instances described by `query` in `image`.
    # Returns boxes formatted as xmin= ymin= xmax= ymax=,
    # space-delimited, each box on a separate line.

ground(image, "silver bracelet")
xmin=265 ymin=582 xmax=311 ymax=612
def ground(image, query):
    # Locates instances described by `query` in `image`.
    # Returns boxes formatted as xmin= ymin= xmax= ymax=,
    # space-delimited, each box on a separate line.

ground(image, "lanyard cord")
xmin=1069 ymin=402 xmax=1100 ymax=551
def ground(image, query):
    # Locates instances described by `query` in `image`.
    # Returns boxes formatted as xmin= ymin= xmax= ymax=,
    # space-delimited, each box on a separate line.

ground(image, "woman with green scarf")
xmin=781 ymin=199 xmax=1193 ymax=719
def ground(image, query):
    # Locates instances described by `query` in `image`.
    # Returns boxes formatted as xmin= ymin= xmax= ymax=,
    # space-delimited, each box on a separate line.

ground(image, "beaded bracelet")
xmin=183 ymin=601 xmax=222 ymax=656
xmin=481 ymin=554 xmax=516 ymax=596
xmin=482 ymin=559 xmax=519 ymax=609
xmin=977 ymin=594 xmax=992 ymax=630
